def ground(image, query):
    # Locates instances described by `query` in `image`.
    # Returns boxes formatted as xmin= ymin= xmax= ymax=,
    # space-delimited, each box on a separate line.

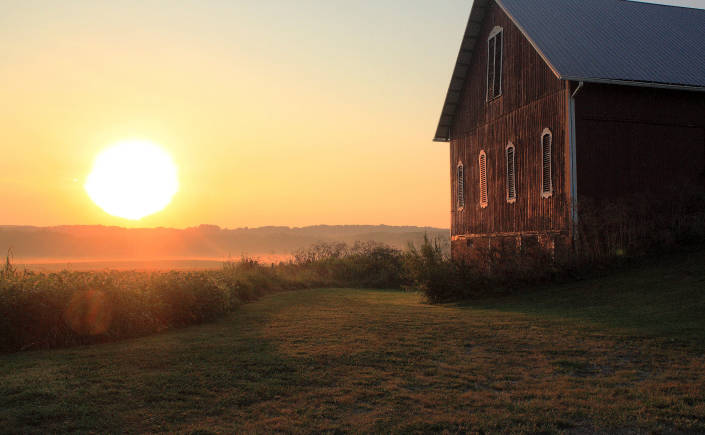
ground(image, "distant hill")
xmin=0 ymin=225 xmax=449 ymax=262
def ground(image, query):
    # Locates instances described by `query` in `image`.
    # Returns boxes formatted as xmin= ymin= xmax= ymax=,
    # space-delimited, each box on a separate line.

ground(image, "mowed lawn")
xmin=1 ymin=252 xmax=704 ymax=433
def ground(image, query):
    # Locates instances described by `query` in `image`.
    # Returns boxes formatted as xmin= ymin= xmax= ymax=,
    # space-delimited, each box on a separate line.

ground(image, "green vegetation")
xmin=0 ymin=242 xmax=416 ymax=353
xmin=1 ymin=252 xmax=705 ymax=432
xmin=0 ymin=258 xmax=291 ymax=352
xmin=3 ymin=237 xmax=704 ymax=352
xmin=414 ymin=187 xmax=705 ymax=303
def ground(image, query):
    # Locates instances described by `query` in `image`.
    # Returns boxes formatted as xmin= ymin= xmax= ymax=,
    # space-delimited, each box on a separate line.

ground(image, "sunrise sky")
xmin=1 ymin=0 xmax=702 ymax=229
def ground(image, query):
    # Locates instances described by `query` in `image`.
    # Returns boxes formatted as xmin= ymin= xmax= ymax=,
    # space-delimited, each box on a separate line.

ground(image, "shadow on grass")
xmin=3 ymin=284 xmax=705 ymax=433
xmin=0 ymin=296 xmax=312 ymax=433
xmin=453 ymin=250 xmax=705 ymax=342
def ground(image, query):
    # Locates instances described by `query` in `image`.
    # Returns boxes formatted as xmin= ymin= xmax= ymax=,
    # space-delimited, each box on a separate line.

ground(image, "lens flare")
xmin=63 ymin=290 xmax=112 ymax=336
xmin=85 ymin=140 xmax=179 ymax=220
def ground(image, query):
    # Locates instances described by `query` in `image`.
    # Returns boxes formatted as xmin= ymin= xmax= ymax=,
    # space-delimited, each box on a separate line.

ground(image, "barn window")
xmin=506 ymin=143 xmax=516 ymax=203
xmin=487 ymin=26 xmax=503 ymax=101
xmin=457 ymin=162 xmax=465 ymax=209
xmin=479 ymin=151 xmax=488 ymax=208
xmin=541 ymin=129 xmax=553 ymax=198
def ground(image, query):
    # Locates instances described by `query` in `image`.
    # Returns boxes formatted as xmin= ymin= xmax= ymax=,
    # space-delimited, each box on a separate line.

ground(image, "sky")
xmin=1 ymin=0 xmax=702 ymax=229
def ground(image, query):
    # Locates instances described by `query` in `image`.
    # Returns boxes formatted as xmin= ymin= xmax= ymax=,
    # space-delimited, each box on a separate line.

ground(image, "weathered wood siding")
xmin=575 ymin=84 xmax=705 ymax=200
xmin=449 ymin=1 xmax=569 ymax=240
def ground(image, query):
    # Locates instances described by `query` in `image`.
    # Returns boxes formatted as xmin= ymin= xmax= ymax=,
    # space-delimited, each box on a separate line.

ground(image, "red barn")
xmin=434 ymin=0 xmax=705 ymax=260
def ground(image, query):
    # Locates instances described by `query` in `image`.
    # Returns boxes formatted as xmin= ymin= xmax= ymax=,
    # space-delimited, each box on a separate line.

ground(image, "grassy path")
xmin=1 ymin=254 xmax=705 ymax=433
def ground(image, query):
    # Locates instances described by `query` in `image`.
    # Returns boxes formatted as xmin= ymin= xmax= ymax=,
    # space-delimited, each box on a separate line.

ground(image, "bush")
xmin=403 ymin=235 xmax=458 ymax=302
xmin=407 ymin=187 xmax=705 ymax=303
xmin=291 ymin=241 xmax=407 ymax=289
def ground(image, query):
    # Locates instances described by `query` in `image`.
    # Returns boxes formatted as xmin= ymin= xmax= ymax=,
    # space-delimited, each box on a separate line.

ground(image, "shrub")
xmin=407 ymin=187 xmax=705 ymax=303
xmin=290 ymin=241 xmax=407 ymax=289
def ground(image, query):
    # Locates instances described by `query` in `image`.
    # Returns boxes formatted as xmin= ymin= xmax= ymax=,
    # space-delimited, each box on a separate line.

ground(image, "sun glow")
xmin=85 ymin=140 xmax=179 ymax=220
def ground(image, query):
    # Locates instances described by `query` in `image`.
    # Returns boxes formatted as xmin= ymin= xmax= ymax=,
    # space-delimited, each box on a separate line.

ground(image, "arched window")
xmin=479 ymin=151 xmax=488 ymax=208
xmin=506 ymin=142 xmax=516 ymax=203
xmin=487 ymin=26 xmax=503 ymax=101
xmin=541 ymin=129 xmax=553 ymax=198
xmin=457 ymin=161 xmax=465 ymax=209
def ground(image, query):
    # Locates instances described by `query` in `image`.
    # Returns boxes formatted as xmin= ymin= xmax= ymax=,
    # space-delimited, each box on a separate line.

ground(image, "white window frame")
xmin=479 ymin=150 xmax=488 ymax=208
xmin=486 ymin=26 xmax=504 ymax=102
xmin=506 ymin=142 xmax=517 ymax=204
xmin=457 ymin=161 xmax=465 ymax=210
xmin=541 ymin=128 xmax=553 ymax=198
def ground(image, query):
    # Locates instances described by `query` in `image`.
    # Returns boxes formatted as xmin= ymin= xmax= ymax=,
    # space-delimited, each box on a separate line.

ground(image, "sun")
xmin=85 ymin=140 xmax=179 ymax=220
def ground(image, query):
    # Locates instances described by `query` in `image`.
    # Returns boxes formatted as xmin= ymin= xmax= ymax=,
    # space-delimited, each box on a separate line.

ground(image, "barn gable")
xmin=448 ymin=1 xmax=569 ymax=243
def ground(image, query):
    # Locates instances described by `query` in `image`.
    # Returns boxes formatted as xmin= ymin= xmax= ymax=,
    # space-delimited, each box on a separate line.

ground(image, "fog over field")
xmin=0 ymin=225 xmax=448 ymax=270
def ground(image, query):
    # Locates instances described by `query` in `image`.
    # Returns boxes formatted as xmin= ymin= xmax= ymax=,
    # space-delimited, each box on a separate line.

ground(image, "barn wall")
xmin=449 ymin=1 xmax=570 ymax=259
xmin=575 ymin=84 xmax=705 ymax=200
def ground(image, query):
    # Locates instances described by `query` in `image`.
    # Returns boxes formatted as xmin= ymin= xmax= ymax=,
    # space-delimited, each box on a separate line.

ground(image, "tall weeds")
xmin=414 ymin=187 xmax=705 ymax=303
xmin=2 ymin=185 xmax=703 ymax=352
xmin=2 ymin=249 xmax=15 ymax=280
xmin=0 ymin=256 xmax=289 ymax=353
xmin=0 ymin=245 xmax=411 ymax=353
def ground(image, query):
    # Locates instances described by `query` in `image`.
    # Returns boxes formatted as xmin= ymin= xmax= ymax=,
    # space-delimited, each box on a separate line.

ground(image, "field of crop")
xmin=0 ymin=258 xmax=294 ymax=352
xmin=1 ymin=250 xmax=704 ymax=432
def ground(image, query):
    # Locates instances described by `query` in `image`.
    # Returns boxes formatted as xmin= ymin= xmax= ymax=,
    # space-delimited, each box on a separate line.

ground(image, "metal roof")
xmin=434 ymin=0 xmax=705 ymax=142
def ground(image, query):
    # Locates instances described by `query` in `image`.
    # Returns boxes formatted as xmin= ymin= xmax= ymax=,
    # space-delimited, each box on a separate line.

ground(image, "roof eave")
xmin=433 ymin=0 xmax=566 ymax=143
xmin=433 ymin=0 xmax=491 ymax=143
xmin=564 ymin=76 xmax=705 ymax=93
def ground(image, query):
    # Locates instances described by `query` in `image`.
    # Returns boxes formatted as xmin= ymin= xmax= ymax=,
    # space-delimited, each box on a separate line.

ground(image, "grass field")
xmin=1 ymin=251 xmax=704 ymax=433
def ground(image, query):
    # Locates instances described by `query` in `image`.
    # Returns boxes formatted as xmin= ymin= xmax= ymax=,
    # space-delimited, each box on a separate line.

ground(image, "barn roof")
xmin=434 ymin=0 xmax=705 ymax=141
